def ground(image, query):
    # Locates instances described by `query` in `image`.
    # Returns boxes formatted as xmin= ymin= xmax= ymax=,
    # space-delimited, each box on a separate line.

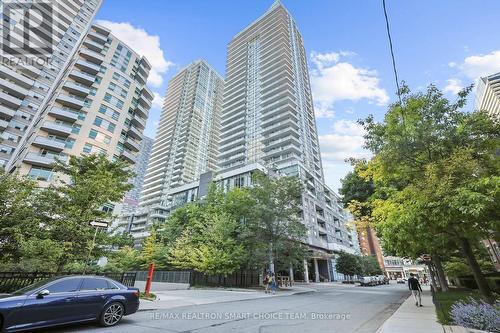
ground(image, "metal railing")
xmin=0 ymin=271 xmax=136 ymax=293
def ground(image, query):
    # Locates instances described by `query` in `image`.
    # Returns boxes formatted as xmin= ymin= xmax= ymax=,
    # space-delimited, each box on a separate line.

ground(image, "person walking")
xmin=263 ymin=272 xmax=270 ymax=294
xmin=408 ymin=273 xmax=423 ymax=307
xmin=270 ymin=273 xmax=277 ymax=295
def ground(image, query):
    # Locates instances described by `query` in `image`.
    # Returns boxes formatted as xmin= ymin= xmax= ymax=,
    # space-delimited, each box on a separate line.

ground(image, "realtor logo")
xmin=1 ymin=0 xmax=54 ymax=62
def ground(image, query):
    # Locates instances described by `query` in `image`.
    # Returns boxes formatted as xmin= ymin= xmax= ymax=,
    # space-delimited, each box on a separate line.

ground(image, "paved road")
xmin=35 ymin=283 xmax=409 ymax=333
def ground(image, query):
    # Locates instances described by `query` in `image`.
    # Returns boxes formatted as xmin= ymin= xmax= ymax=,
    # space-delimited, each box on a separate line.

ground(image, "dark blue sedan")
xmin=0 ymin=276 xmax=140 ymax=332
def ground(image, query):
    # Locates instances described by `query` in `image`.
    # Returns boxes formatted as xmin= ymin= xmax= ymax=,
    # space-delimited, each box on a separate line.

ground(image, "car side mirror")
xmin=37 ymin=289 xmax=50 ymax=298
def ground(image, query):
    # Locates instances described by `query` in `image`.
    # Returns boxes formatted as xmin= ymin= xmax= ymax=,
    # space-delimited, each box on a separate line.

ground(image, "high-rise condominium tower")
xmin=219 ymin=1 xmax=356 ymax=281
xmin=117 ymin=136 xmax=154 ymax=215
xmin=121 ymin=60 xmax=223 ymax=242
xmin=476 ymin=72 xmax=500 ymax=120
xmin=0 ymin=0 xmax=103 ymax=169
xmin=219 ymin=1 xmax=322 ymax=177
xmin=8 ymin=24 xmax=153 ymax=183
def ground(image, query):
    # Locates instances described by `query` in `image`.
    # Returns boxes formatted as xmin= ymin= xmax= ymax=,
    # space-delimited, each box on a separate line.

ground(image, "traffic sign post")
xmin=83 ymin=220 xmax=109 ymax=274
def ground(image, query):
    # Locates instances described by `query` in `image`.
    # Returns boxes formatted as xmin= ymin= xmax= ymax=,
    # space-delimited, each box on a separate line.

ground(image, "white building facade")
xmin=1 ymin=0 xmax=103 ymax=169
xmin=218 ymin=1 xmax=357 ymax=281
xmin=7 ymin=24 xmax=153 ymax=184
xmin=475 ymin=72 xmax=500 ymax=120
xmin=119 ymin=60 xmax=224 ymax=241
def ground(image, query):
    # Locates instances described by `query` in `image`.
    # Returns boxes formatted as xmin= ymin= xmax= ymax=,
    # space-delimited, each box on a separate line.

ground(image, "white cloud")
xmin=310 ymin=51 xmax=389 ymax=119
xmin=319 ymin=119 xmax=370 ymax=191
xmin=332 ymin=119 xmax=366 ymax=136
xmin=452 ymin=50 xmax=500 ymax=79
xmin=314 ymin=102 xmax=335 ymax=118
xmin=96 ymin=20 xmax=174 ymax=87
xmin=444 ymin=78 xmax=463 ymax=95
xmin=152 ymin=92 xmax=164 ymax=109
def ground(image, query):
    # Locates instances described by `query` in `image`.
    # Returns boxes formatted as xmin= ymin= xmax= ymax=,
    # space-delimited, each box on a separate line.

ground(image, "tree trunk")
xmin=432 ymin=254 xmax=449 ymax=292
xmin=458 ymin=237 xmax=493 ymax=303
xmin=426 ymin=262 xmax=438 ymax=290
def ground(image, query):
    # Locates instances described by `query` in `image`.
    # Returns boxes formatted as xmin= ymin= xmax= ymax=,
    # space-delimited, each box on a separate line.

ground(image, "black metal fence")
xmin=132 ymin=270 xmax=260 ymax=288
xmin=134 ymin=270 xmax=191 ymax=283
xmin=0 ymin=271 xmax=137 ymax=293
xmin=189 ymin=270 xmax=260 ymax=288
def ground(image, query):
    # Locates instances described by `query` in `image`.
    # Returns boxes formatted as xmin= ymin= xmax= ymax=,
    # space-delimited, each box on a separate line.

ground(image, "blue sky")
xmin=96 ymin=0 xmax=500 ymax=192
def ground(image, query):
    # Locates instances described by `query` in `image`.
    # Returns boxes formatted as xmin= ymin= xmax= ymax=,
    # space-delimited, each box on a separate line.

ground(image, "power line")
xmin=382 ymin=0 xmax=402 ymax=106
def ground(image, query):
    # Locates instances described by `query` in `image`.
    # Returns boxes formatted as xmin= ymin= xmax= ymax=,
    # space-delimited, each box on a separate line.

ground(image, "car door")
xmin=77 ymin=277 xmax=112 ymax=319
xmin=11 ymin=277 xmax=83 ymax=331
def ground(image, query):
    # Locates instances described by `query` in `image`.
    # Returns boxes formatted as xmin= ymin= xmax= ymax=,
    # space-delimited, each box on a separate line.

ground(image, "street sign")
xmin=90 ymin=221 xmax=108 ymax=228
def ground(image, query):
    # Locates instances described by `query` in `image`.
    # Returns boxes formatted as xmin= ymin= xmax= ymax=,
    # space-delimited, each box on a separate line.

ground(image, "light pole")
xmin=83 ymin=220 xmax=109 ymax=274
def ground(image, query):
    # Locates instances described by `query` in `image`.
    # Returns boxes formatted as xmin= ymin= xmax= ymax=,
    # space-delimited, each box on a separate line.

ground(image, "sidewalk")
xmin=139 ymin=285 xmax=315 ymax=311
xmin=377 ymin=286 xmax=444 ymax=333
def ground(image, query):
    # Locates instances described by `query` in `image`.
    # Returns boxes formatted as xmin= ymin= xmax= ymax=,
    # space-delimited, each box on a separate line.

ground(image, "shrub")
xmin=450 ymin=297 xmax=500 ymax=332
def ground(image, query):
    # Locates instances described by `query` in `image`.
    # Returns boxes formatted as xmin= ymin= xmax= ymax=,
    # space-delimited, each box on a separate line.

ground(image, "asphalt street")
xmin=34 ymin=283 xmax=410 ymax=333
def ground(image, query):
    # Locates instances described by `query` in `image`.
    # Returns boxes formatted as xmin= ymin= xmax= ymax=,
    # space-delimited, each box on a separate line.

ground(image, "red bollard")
xmin=145 ymin=262 xmax=155 ymax=296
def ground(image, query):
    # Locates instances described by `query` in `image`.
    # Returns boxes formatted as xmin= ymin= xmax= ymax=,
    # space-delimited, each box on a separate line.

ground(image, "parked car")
xmin=0 ymin=275 xmax=140 ymax=332
xmin=396 ymin=277 xmax=405 ymax=284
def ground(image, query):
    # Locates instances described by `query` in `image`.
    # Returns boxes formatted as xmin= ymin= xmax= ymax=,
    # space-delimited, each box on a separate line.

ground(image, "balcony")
xmin=127 ymin=125 xmax=142 ymax=140
xmin=124 ymin=137 xmax=141 ymax=152
xmin=33 ymin=136 xmax=65 ymax=152
xmin=130 ymin=115 xmax=146 ymax=129
xmin=69 ymin=70 xmax=95 ymax=85
xmin=75 ymin=59 xmax=101 ymax=75
xmin=0 ymin=119 xmax=8 ymax=130
xmin=24 ymin=152 xmax=60 ymax=167
xmin=138 ymin=93 xmax=152 ymax=108
xmin=83 ymin=38 xmax=104 ymax=53
xmin=87 ymin=31 xmax=108 ymax=44
xmin=134 ymin=103 xmax=148 ymax=118
xmin=62 ymin=81 xmax=90 ymax=96
xmin=0 ymin=105 xmax=15 ymax=119
xmin=1 ymin=66 xmax=34 ymax=88
xmin=80 ymin=48 xmax=104 ymax=64
xmin=0 ymin=91 xmax=22 ymax=108
xmin=55 ymin=94 xmax=84 ymax=109
xmin=0 ymin=78 xmax=29 ymax=98
xmin=40 ymin=121 xmax=72 ymax=136
xmin=48 ymin=108 xmax=79 ymax=122
xmin=120 ymin=149 xmax=136 ymax=164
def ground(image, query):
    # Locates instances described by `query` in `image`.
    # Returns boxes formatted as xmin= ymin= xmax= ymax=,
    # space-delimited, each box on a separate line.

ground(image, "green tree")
xmin=360 ymin=255 xmax=383 ymax=276
xmin=169 ymin=211 xmax=245 ymax=275
xmin=105 ymin=246 xmax=140 ymax=272
xmin=361 ymin=84 xmax=499 ymax=301
xmin=0 ymin=171 xmax=43 ymax=261
xmin=335 ymin=252 xmax=362 ymax=279
xmin=139 ymin=230 xmax=169 ymax=269
xmin=245 ymin=171 xmax=307 ymax=273
xmin=43 ymin=154 xmax=134 ymax=271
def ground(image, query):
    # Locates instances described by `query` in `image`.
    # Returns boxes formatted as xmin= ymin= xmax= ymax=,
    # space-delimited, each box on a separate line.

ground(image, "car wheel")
xmin=100 ymin=302 xmax=125 ymax=327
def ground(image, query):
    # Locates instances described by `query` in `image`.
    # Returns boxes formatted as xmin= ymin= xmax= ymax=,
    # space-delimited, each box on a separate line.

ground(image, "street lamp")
xmin=83 ymin=220 xmax=109 ymax=274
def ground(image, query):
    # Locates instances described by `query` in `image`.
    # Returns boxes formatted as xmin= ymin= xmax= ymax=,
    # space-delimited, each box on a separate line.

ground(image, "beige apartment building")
xmin=0 ymin=0 xmax=103 ymax=169
xmin=7 ymin=24 xmax=153 ymax=183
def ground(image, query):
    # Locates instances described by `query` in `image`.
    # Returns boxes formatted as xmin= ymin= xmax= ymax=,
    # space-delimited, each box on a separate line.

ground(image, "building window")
xmin=28 ymin=166 xmax=53 ymax=181
xmin=83 ymin=143 xmax=93 ymax=153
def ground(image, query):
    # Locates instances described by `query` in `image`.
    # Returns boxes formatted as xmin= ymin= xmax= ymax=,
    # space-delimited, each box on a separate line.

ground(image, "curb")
xmin=137 ymin=288 xmax=316 ymax=312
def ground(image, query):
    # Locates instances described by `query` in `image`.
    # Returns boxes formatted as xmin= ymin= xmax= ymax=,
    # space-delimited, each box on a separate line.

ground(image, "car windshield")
xmin=11 ymin=277 xmax=59 ymax=295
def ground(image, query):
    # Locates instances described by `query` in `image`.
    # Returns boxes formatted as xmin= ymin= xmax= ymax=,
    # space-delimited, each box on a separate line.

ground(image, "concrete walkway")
xmin=139 ymin=285 xmax=315 ymax=311
xmin=377 ymin=286 xmax=444 ymax=333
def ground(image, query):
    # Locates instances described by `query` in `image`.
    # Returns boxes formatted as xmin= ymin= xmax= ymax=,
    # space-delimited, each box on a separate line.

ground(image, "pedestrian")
xmin=263 ymin=272 xmax=270 ymax=294
xmin=270 ymin=273 xmax=277 ymax=295
xmin=408 ymin=273 xmax=423 ymax=307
